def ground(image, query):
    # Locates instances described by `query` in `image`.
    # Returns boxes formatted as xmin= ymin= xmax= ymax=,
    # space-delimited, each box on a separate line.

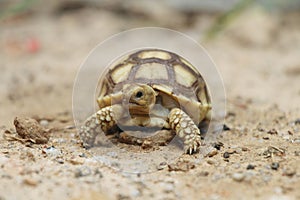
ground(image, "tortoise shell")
xmin=97 ymin=49 xmax=211 ymax=126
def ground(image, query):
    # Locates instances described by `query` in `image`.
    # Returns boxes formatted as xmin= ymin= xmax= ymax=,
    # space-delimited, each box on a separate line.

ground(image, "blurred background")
xmin=1 ymin=1 xmax=300 ymax=200
xmin=1 ymin=0 xmax=300 ymax=125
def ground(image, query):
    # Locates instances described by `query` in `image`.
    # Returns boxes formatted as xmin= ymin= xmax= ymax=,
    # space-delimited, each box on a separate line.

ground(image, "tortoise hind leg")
xmin=79 ymin=105 xmax=123 ymax=148
xmin=168 ymin=108 xmax=201 ymax=154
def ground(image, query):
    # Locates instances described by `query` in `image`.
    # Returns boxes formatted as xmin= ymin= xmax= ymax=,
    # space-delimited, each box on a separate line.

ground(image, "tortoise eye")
xmin=136 ymin=91 xmax=143 ymax=98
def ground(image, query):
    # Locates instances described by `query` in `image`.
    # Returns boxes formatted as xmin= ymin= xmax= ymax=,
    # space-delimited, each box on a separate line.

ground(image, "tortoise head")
xmin=123 ymin=84 xmax=158 ymax=114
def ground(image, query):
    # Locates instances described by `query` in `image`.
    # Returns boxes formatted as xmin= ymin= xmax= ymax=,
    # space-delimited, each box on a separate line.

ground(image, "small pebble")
xmin=223 ymin=124 xmax=231 ymax=131
xmin=117 ymin=194 xmax=130 ymax=200
xmin=223 ymin=152 xmax=230 ymax=158
xmin=212 ymin=142 xmax=223 ymax=150
xmin=287 ymin=130 xmax=293 ymax=135
xmin=294 ymin=119 xmax=300 ymax=125
xmin=199 ymin=171 xmax=209 ymax=176
xmin=241 ymin=147 xmax=249 ymax=151
xmin=141 ymin=140 xmax=153 ymax=149
xmin=262 ymin=136 xmax=269 ymax=140
xmin=39 ymin=120 xmax=49 ymax=126
xmin=78 ymin=153 xmax=86 ymax=158
xmin=246 ymin=164 xmax=256 ymax=170
xmin=23 ymin=178 xmax=38 ymax=186
xmin=208 ymin=150 xmax=218 ymax=157
xmin=136 ymin=139 xmax=143 ymax=144
xmin=259 ymin=128 xmax=266 ymax=132
xmin=226 ymin=149 xmax=236 ymax=154
xmin=207 ymin=159 xmax=215 ymax=165
xmin=69 ymin=157 xmax=85 ymax=165
xmin=293 ymin=138 xmax=300 ymax=144
xmin=201 ymin=146 xmax=218 ymax=157
xmin=267 ymin=129 xmax=278 ymax=135
xmin=283 ymin=168 xmax=296 ymax=177
xmin=157 ymin=162 xmax=167 ymax=170
xmin=231 ymin=173 xmax=245 ymax=182
xmin=227 ymin=111 xmax=236 ymax=117
xmin=43 ymin=146 xmax=61 ymax=157
xmin=56 ymin=158 xmax=64 ymax=164
xmin=271 ymin=162 xmax=279 ymax=170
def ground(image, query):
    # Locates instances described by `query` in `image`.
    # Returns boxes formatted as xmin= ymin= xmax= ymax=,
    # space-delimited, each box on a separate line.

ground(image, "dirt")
xmin=11 ymin=117 xmax=49 ymax=144
xmin=0 ymin=3 xmax=300 ymax=200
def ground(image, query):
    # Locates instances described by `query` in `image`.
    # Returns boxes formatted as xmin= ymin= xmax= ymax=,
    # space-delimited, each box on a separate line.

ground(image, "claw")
xmin=169 ymin=108 xmax=202 ymax=154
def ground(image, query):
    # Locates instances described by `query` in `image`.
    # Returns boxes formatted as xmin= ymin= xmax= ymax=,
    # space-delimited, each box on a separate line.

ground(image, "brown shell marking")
xmin=97 ymin=49 xmax=210 ymax=108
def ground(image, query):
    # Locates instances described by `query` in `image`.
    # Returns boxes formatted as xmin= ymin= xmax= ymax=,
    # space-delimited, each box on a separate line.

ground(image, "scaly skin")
xmin=79 ymin=106 xmax=118 ymax=148
xmin=168 ymin=108 xmax=201 ymax=154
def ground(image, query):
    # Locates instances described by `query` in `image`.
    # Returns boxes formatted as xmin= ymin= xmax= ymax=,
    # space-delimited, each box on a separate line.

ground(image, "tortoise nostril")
xmin=136 ymin=91 xmax=143 ymax=98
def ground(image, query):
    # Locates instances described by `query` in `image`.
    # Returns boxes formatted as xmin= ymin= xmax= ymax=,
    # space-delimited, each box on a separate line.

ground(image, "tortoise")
xmin=79 ymin=49 xmax=211 ymax=154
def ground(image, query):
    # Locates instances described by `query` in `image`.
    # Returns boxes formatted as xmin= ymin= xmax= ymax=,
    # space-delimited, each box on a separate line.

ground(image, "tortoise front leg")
xmin=79 ymin=104 xmax=123 ymax=148
xmin=168 ymin=108 xmax=201 ymax=154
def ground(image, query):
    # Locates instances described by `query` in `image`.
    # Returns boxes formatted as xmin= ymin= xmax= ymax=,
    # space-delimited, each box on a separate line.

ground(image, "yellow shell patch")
xmin=111 ymin=63 xmax=133 ymax=83
xmin=138 ymin=50 xmax=172 ymax=60
xmin=135 ymin=63 xmax=168 ymax=80
xmin=173 ymin=64 xmax=196 ymax=87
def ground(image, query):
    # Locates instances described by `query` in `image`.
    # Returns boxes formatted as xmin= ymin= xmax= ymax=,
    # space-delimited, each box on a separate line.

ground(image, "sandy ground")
xmin=0 ymin=2 xmax=300 ymax=200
